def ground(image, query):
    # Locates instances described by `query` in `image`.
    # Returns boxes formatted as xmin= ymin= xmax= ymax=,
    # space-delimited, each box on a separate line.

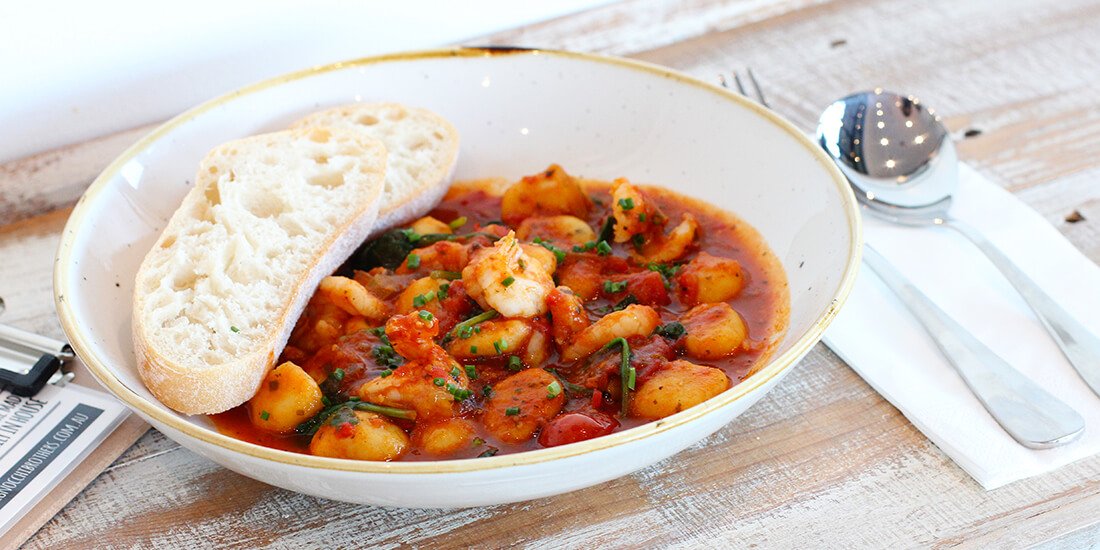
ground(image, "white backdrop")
xmin=0 ymin=1 xmax=610 ymax=162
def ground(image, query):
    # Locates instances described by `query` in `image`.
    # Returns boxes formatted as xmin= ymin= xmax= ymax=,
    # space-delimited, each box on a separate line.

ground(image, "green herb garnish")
xmin=595 ymin=241 xmax=613 ymax=256
xmin=430 ymin=270 xmax=462 ymax=280
xmin=444 ymin=310 xmax=499 ymax=343
xmin=505 ymin=406 xmax=520 ymax=416
xmin=654 ymin=321 xmax=686 ymax=340
xmin=406 ymin=253 xmax=421 ymax=270
xmin=507 ymin=355 xmax=523 ymax=371
xmin=501 ymin=276 xmax=515 ymax=287
xmin=448 ymin=216 xmax=468 ymax=229
xmin=618 ymin=197 xmax=635 ymax=210
xmin=465 ymin=365 xmax=478 ymax=379
xmin=533 ymin=238 xmax=567 ymax=263
xmin=602 ymin=337 xmax=634 ymax=415
xmin=598 ymin=216 xmax=616 ymax=242
xmin=260 ymin=410 xmax=270 ymax=421
xmin=546 ymin=381 xmax=562 ymax=399
xmin=230 ymin=325 xmax=240 ymax=333
xmin=603 ymin=280 xmax=628 ymax=294
xmin=418 ymin=310 xmax=434 ymax=322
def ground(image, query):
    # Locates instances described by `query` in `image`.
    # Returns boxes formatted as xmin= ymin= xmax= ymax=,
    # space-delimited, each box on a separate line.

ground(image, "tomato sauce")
xmin=210 ymin=177 xmax=790 ymax=460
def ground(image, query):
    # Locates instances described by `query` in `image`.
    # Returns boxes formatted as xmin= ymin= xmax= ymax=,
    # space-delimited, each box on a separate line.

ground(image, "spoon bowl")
xmin=817 ymin=88 xmax=1100 ymax=398
xmin=817 ymin=88 xmax=958 ymax=209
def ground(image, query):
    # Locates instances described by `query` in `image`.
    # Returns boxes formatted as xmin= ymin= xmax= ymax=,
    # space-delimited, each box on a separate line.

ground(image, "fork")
xmin=718 ymin=68 xmax=769 ymax=108
xmin=722 ymin=69 xmax=1086 ymax=449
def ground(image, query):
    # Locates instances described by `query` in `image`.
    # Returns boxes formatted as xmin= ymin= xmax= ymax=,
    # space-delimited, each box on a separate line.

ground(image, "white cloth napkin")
xmin=823 ymin=163 xmax=1100 ymax=489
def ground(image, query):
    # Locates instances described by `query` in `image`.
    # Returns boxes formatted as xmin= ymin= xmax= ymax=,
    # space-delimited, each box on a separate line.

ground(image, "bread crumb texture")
xmin=137 ymin=127 xmax=385 ymax=370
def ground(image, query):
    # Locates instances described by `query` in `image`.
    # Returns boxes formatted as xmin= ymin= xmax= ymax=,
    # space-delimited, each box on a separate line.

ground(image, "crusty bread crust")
xmin=133 ymin=127 xmax=387 ymax=415
xmin=289 ymin=103 xmax=459 ymax=234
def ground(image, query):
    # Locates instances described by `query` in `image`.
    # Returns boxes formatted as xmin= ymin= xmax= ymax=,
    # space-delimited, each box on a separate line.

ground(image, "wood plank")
xmin=11 ymin=0 xmax=1100 ymax=546
xmin=0 ymin=125 xmax=156 ymax=226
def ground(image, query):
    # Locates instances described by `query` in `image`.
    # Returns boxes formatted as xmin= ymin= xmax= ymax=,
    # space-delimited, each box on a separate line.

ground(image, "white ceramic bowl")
xmin=55 ymin=48 xmax=861 ymax=508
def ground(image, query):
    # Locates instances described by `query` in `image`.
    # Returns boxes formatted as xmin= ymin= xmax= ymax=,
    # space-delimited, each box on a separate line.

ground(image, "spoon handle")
xmin=862 ymin=245 xmax=1084 ymax=449
xmin=945 ymin=218 xmax=1100 ymax=397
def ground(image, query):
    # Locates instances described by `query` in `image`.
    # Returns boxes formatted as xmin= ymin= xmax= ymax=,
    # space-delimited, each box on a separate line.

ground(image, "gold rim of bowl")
xmin=53 ymin=47 xmax=863 ymax=474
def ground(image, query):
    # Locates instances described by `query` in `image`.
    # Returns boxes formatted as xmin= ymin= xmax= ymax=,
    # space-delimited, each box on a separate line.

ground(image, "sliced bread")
xmin=289 ymin=102 xmax=459 ymax=233
xmin=133 ymin=126 xmax=387 ymax=415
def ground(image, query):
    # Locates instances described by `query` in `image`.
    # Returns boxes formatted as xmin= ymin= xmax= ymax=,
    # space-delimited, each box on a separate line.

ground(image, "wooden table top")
xmin=6 ymin=0 xmax=1100 ymax=546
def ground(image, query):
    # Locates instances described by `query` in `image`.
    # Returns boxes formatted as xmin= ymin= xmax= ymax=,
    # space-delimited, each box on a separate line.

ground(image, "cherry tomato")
xmin=537 ymin=412 xmax=619 ymax=447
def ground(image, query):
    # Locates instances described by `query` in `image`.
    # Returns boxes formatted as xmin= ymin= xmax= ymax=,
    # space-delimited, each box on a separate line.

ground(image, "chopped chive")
xmin=429 ymin=270 xmax=462 ymax=280
xmin=596 ymin=241 xmax=613 ymax=256
xmin=631 ymin=234 xmax=645 ymax=250
xmin=493 ymin=339 xmax=507 ymax=354
xmin=639 ymin=213 xmax=647 ymax=222
xmin=353 ymin=402 xmax=417 ymax=420
xmin=448 ymin=216 xmax=468 ymax=229
xmin=433 ymin=377 xmax=445 ymax=387
xmin=508 ymin=355 xmax=523 ymax=371
xmin=598 ymin=216 xmax=616 ymax=242
xmin=413 ymin=292 xmax=435 ymax=307
xmin=406 ymin=253 xmax=421 ymax=269
xmin=418 ymin=310 xmax=434 ymax=321
xmin=654 ymin=321 xmax=686 ymax=340
xmin=517 ymin=258 xmax=527 ymax=270
xmin=470 ymin=345 xmax=478 ymax=354
xmin=601 ymin=337 xmax=634 ymax=415
xmin=437 ymin=283 xmax=450 ymax=299
xmin=230 ymin=325 xmax=240 ymax=333
xmin=501 ymin=276 xmax=515 ymax=287
xmin=482 ymin=385 xmax=494 ymax=397
xmin=332 ymin=368 xmax=345 ymax=382
xmin=505 ymin=406 xmax=520 ymax=416
xmin=400 ymin=228 xmax=422 ymax=243
xmin=535 ymin=239 xmax=567 ymax=263
xmin=444 ymin=310 xmax=499 ymax=343
xmin=465 ymin=365 xmax=478 ymax=379
xmin=450 ymin=366 xmax=462 ymax=378
xmin=547 ymin=381 xmax=562 ymax=399
xmin=260 ymin=410 xmax=270 ymax=421
xmin=379 ymin=369 xmax=393 ymax=378
xmin=603 ymin=280 xmax=628 ymax=294
xmin=618 ymin=197 xmax=635 ymax=210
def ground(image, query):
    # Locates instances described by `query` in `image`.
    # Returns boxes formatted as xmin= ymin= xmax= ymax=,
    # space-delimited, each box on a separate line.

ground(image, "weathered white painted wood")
xmin=6 ymin=0 xmax=1100 ymax=546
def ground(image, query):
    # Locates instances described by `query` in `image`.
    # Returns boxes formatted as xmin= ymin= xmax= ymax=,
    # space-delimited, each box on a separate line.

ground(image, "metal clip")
xmin=0 ymin=318 xmax=74 ymax=396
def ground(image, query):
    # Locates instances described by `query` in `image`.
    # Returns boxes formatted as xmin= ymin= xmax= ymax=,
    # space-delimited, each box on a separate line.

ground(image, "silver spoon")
xmin=818 ymin=89 xmax=1100 ymax=397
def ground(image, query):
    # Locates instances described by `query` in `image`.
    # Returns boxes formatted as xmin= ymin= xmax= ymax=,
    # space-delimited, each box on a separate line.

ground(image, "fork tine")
xmin=732 ymin=71 xmax=749 ymax=97
xmin=746 ymin=68 xmax=769 ymax=108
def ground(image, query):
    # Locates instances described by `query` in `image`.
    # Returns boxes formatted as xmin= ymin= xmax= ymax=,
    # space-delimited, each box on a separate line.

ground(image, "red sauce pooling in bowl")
xmin=210 ymin=173 xmax=790 ymax=461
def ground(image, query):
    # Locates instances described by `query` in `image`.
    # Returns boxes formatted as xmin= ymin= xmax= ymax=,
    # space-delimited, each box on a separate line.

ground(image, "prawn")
xmin=610 ymin=178 xmax=661 ymax=243
xmin=560 ymin=304 xmax=661 ymax=361
xmin=462 ymin=231 xmax=553 ymax=318
xmin=358 ymin=312 xmax=470 ymax=420
xmin=630 ymin=213 xmax=699 ymax=263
